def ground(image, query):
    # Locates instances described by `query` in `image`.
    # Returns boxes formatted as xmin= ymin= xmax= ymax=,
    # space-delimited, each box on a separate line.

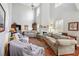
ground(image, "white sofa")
xmin=45 ymin=36 xmax=77 ymax=55
xmin=36 ymin=33 xmax=77 ymax=56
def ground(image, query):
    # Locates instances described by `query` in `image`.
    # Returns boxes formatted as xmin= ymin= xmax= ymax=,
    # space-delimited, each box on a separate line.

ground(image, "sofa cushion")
xmin=57 ymin=39 xmax=77 ymax=46
xmin=46 ymin=36 xmax=56 ymax=44
xmin=51 ymin=34 xmax=69 ymax=39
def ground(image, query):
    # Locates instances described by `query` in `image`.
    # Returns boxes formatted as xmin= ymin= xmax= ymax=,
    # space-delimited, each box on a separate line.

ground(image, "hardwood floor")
xmin=29 ymin=37 xmax=79 ymax=56
xmin=29 ymin=37 xmax=56 ymax=56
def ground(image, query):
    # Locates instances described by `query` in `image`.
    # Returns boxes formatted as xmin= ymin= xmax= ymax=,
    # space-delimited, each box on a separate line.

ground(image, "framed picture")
xmin=0 ymin=4 xmax=6 ymax=32
xmin=24 ymin=25 xmax=28 ymax=31
xmin=68 ymin=22 xmax=79 ymax=31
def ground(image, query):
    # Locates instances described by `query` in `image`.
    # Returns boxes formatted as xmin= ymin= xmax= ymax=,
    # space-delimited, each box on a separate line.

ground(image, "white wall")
xmin=55 ymin=3 xmax=77 ymax=32
xmin=55 ymin=3 xmax=79 ymax=45
xmin=40 ymin=4 xmax=50 ymax=26
xmin=50 ymin=3 xmax=55 ymax=26
xmin=0 ymin=3 xmax=12 ymax=56
xmin=12 ymin=4 xmax=34 ymax=31
xmin=36 ymin=4 xmax=51 ymax=33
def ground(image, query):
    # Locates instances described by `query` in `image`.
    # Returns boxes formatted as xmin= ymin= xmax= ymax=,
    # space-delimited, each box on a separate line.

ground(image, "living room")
xmin=0 ymin=3 xmax=79 ymax=56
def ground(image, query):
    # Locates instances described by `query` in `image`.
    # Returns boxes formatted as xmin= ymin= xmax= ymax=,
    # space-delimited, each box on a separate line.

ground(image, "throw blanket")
xmin=9 ymin=40 xmax=44 ymax=56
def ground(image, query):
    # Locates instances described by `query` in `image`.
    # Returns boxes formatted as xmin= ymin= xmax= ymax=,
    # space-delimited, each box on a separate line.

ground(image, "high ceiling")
xmin=22 ymin=3 xmax=40 ymax=8
xmin=13 ymin=3 xmax=79 ymax=10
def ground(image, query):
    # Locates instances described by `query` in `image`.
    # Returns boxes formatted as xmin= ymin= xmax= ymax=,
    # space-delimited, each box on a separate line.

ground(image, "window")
xmin=55 ymin=19 xmax=64 ymax=32
xmin=36 ymin=7 xmax=40 ymax=16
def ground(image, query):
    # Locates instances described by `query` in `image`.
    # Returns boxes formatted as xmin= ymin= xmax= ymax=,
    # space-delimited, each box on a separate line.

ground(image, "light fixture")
xmin=31 ymin=4 xmax=34 ymax=10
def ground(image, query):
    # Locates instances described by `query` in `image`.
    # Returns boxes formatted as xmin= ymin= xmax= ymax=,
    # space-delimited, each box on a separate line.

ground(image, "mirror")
xmin=0 ymin=4 xmax=5 ymax=32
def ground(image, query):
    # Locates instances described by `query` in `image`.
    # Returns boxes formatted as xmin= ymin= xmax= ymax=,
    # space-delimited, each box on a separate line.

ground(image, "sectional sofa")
xmin=36 ymin=33 xmax=77 ymax=55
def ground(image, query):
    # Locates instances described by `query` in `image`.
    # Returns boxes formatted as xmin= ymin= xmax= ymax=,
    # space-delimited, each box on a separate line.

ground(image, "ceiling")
xmin=13 ymin=3 xmax=79 ymax=10
xmin=22 ymin=3 xmax=40 ymax=8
